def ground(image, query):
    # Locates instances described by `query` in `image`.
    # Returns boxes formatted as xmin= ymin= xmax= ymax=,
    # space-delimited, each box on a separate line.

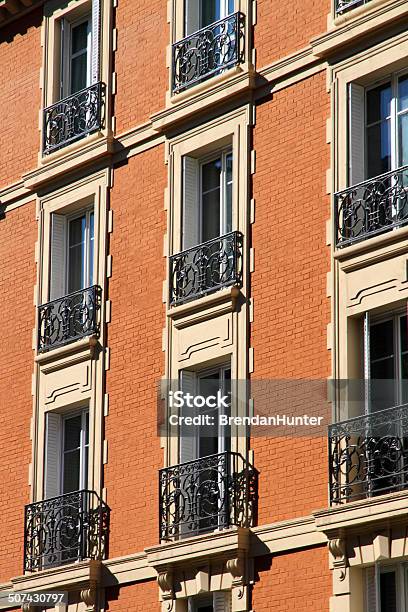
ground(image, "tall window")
xmin=365 ymin=565 xmax=402 ymax=612
xmin=61 ymin=16 xmax=92 ymax=97
xmin=182 ymin=150 xmax=232 ymax=250
xmin=185 ymin=0 xmax=235 ymax=35
xmin=188 ymin=592 xmax=232 ymax=612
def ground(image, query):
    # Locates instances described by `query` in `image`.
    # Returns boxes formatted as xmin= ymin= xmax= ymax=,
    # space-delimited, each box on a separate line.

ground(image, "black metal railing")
xmin=329 ymin=404 xmax=408 ymax=504
xmin=335 ymin=165 xmax=408 ymax=247
xmin=336 ymin=0 xmax=372 ymax=14
xmin=159 ymin=452 xmax=257 ymax=541
xmin=43 ymin=82 xmax=105 ymax=154
xmin=24 ymin=490 xmax=109 ymax=572
xmin=38 ymin=285 xmax=102 ymax=353
xmin=169 ymin=231 xmax=243 ymax=306
xmin=172 ymin=12 xmax=245 ymax=94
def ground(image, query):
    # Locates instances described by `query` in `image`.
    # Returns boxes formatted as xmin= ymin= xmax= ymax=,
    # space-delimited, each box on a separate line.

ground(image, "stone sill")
xmin=35 ymin=335 xmax=98 ymax=366
xmin=11 ymin=559 xmax=101 ymax=592
xmin=167 ymin=285 xmax=240 ymax=323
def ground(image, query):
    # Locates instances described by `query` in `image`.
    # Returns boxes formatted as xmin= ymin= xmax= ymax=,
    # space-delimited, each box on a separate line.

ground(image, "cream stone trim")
xmin=31 ymin=169 xmax=110 ymax=503
xmin=12 ymin=560 xmax=101 ymax=593
xmin=168 ymin=286 xmax=240 ymax=320
xmin=312 ymin=0 xmax=408 ymax=58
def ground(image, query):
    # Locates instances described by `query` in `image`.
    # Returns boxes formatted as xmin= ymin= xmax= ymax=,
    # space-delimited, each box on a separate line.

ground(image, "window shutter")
xmin=348 ymin=82 xmax=366 ymax=186
xmin=365 ymin=566 xmax=378 ymax=612
xmin=213 ymin=591 xmax=232 ymax=612
xmin=91 ymin=0 xmax=101 ymax=84
xmin=182 ymin=156 xmax=199 ymax=250
xmin=179 ymin=370 xmax=197 ymax=464
xmin=45 ymin=412 xmax=62 ymax=499
xmin=184 ymin=0 xmax=200 ymax=35
xmin=49 ymin=213 xmax=67 ymax=301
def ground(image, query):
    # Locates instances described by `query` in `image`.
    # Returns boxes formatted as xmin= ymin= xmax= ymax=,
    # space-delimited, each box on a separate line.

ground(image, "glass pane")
xmin=367 ymin=83 xmax=391 ymax=124
xmin=68 ymin=215 xmax=86 ymax=293
xmin=370 ymin=320 xmax=394 ymax=361
xmin=63 ymin=449 xmax=80 ymax=493
xmin=202 ymin=158 xmax=221 ymax=193
xmin=380 ymin=571 xmax=397 ymax=612
xmin=200 ymin=0 xmax=219 ymax=26
xmin=85 ymin=411 xmax=89 ymax=445
xmin=401 ymin=315 xmax=408 ymax=352
xmin=367 ymin=121 xmax=391 ymax=178
xmin=70 ymin=54 xmax=87 ymax=94
xmin=399 ymin=113 xmax=408 ymax=167
xmin=71 ymin=21 xmax=88 ymax=55
xmin=398 ymin=74 xmax=408 ymax=112
xmin=225 ymin=153 xmax=232 ymax=234
xmin=201 ymin=158 xmax=221 ymax=241
xmin=89 ymin=212 xmax=94 ymax=286
xmin=64 ymin=415 xmax=82 ymax=451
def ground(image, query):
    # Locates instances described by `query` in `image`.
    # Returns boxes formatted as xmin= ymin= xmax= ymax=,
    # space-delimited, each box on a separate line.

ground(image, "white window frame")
xmin=61 ymin=409 xmax=89 ymax=494
xmin=61 ymin=14 xmax=92 ymax=99
xmin=198 ymin=148 xmax=233 ymax=243
xmin=196 ymin=363 xmax=231 ymax=457
xmin=66 ymin=207 xmax=94 ymax=294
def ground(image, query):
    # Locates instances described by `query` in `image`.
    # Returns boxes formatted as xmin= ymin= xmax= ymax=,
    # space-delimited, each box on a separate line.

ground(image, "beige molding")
xmin=11 ymin=560 xmax=101 ymax=593
xmin=252 ymin=515 xmax=327 ymax=555
xmin=168 ymin=286 xmax=240 ymax=323
xmin=311 ymin=0 xmax=408 ymax=58
xmin=34 ymin=335 xmax=98 ymax=364
xmin=314 ymin=490 xmax=408 ymax=533
xmin=333 ymin=224 xmax=408 ymax=265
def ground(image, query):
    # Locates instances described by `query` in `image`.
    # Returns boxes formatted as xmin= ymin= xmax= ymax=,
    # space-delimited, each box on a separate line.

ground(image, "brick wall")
xmin=252 ymin=547 xmax=331 ymax=611
xmin=251 ymin=72 xmax=331 ymax=523
xmin=105 ymin=145 xmax=166 ymax=556
xmin=0 ymin=201 xmax=37 ymax=582
xmin=106 ymin=581 xmax=159 ymax=611
xmin=114 ymin=0 xmax=168 ymax=134
xmin=0 ymin=9 xmax=42 ymax=189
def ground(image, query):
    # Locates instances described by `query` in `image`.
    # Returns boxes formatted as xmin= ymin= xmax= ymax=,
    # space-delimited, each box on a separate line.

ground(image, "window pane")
xmin=71 ymin=21 xmax=88 ymax=55
xmin=200 ymin=0 xmax=219 ymax=26
xmin=64 ymin=415 xmax=82 ymax=451
xmin=367 ymin=121 xmax=391 ymax=178
xmin=68 ymin=215 xmax=86 ymax=293
xmin=401 ymin=315 xmax=408 ymax=352
xmin=225 ymin=153 xmax=232 ymax=234
xmin=380 ymin=571 xmax=397 ymax=612
xmin=367 ymin=83 xmax=391 ymax=124
xmin=370 ymin=320 xmax=394 ymax=361
xmin=399 ymin=113 xmax=408 ymax=167
xmin=71 ymin=54 xmax=87 ymax=94
xmin=63 ymin=449 xmax=80 ymax=493
xmin=202 ymin=158 xmax=221 ymax=193
xmin=398 ymin=74 xmax=408 ymax=112
xmin=89 ymin=212 xmax=94 ymax=286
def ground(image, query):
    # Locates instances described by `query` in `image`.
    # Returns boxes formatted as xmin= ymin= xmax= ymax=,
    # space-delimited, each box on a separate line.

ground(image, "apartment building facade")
xmin=0 ymin=0 xmax=406 ymax=610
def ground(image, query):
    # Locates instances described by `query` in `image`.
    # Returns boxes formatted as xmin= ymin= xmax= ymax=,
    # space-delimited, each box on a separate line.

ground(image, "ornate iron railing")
xmin=329 ymin=404 xmax=408 ymax=504
xmin=24 ymin=490 xmax=109 ymax=572
xmin=335 ymin=165 xmax=408 ymax=247
xmin=38 ymin=285 xmax=102 ymax=353
xmin=336 ymin=0 xmax=371 ymax=14
xmin=43 ymin=82 xmax=105 ymax=154
xmin=159 ymin=452 xmax=257 ymax=541
xmin=169 ymin=231 xmax=243 ymax=306
xmin=172 ymin=12 xmax=245 ymax=94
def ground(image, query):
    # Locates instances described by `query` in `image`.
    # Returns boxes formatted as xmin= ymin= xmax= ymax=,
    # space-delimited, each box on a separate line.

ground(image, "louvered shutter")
xmin=182 ymin=156 xmax=199 ymax=250
xmin=45 ymin=412 xmax=62 ymax=499
xmin=49 ymin=213 xmax=67 ymax=301
xmin=348 ymin=82 xmax=366 ymax=186
xmin=365 ymin=566 xmax=378 ymax=612
xmin=185 ymin=0 xmax=200 ymax=35
xmin=179 ymin=370 xmax=197 ymax=464
xmin=91 ymin=0 xmax=101 ymax=84
xmin=213 ymin=591 xmax=232 ymax=612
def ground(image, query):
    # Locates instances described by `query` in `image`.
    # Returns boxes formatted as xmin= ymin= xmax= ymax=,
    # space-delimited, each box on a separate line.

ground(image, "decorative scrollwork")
xmin=169 ymin=231 xmax=243 ymax=306
xmin=329 ymin=404 xmax=408 ymax=504
xmin=43 ymin=82 xmax=105 ymax=154
xmin=159 ymin=452 xmax=257 ymax=541
xmin=335 ymin=165 xmax=408 ymax=247
xmin=336 ymin=0 xmax=370 ymax=13
xmin=38 ymin=285 xmax=102 ymax=353
xmin=24 ymin=489 xmax=109 ymax=572
xmin=172 ymin=12 xmax=245 ymax=93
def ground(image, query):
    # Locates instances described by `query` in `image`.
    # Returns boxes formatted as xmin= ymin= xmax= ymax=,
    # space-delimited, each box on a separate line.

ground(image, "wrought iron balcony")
xmin=24 ymin=490 xmax=109 ymax=572
xmin=172 ymin=12 xmax=245 ymax=94
xmin=335 ymin=165 xmax=408 ymax=247
xmin=159 ymin=452 xmax=257 ymax=541
xmin=43 ymin=82 xmax=105 ymax=155
xmin=329 ymin=404 xmax=408 ymax=504
xmin=169 ymin=231 xmax=243 ymax=306
xmin=38 ymin=285 xmax=102 ymax=353
xmin=336 ymin=0 xmax=372 ymax=14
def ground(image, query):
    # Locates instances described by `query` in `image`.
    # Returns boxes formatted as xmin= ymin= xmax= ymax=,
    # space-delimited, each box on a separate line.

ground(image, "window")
xmin=188 ymin=592 xmax=231 ymax=612
xmin=61 ymin=16 xmax=92 ymax=98
xmin=50 ymin=208 xmax=95 ymax=300
xmin=45 ymin=409 xmax=89 ymax=499
xmin=365 ymin=565 xmax=403 ymax=612
xmin=179 ymin=364 xmax=231 ymax=464
xmin=364 ymin=312 xmax=408 ymax=411
xmin=182 ymin=150 xmax=232 ymax=249
xmin=185 ymin=0 xmax=235 ymax=35
xmin=349 ymin=72 xmax=408 ymax=184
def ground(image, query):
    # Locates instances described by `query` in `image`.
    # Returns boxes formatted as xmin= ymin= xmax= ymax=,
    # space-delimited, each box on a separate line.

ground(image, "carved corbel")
xmin=328 ymin=537 xmax=348 ymax=582
xmin=227 ymin=556 xmax=247 ymax=605
xmin=157 ymin=567 xmax=174 ymax=601
xmin=80 ymin=581 xmax=98 ymax=612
